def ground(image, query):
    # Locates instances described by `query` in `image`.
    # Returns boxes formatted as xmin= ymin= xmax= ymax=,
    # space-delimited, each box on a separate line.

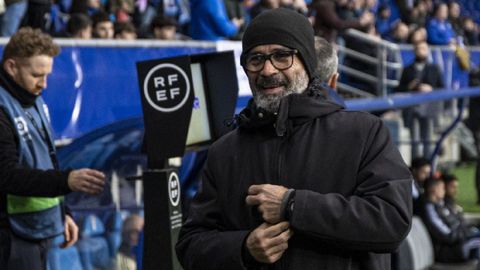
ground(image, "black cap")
xmin=241 ymin=8 xmax=317 ymax=79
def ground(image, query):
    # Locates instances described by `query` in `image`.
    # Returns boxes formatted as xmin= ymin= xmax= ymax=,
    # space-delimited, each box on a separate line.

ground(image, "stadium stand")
xmin=398 ymin=216 xmax=478 ymax=270
xmin=76 ymin=214 xmax=111 ymax=270
xmin=46 ymin=235 xmax=83 ymax=270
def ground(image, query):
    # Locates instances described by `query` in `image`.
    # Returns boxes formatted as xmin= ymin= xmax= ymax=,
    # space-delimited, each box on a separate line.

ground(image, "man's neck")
xmin=0 ymin=68 xmax=37 ymax=107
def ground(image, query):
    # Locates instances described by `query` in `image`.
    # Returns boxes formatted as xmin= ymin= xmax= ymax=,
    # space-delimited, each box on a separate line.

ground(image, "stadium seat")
xmin=398 ymin=216 xmax=478 ymax=270
xmin=104 ymin=211 xmax=123 ymax=257
xmin=76 ymin=214 xmax=112 ymax=270
xmin=46 ymin=234 xmax=83 ymax=270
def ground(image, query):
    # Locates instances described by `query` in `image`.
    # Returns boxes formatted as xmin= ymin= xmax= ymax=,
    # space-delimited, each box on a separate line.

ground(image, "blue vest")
xmin=0 ymin=86 xmax=64 ymax=240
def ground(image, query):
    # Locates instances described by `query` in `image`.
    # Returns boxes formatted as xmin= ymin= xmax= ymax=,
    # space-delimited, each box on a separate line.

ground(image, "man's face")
xmin=433 ymin=182 xmax=446 ymax=200
xmin=245 ymin=44 xmax=309 ymax=112
xmin=445 ymin=180 xmax=458 ymax=198
xmin=94 ymin=21 xmax=114 ymax=39
xmin=5 ymin=55 xmax=53 ymax=96
xmin=154 ymin=26 xmax=176 ymax=40
xmin=436 ymin=4 xmax=448 ymax=21
xmin=413 ymin=164 xmax=431 ymax=183
xmin=414 ymin=42 xmax=430 ymax=61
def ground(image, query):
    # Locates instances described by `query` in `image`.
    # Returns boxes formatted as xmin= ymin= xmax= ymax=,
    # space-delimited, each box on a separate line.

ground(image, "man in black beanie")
xmin=177 ymin=8 xmax=412 ymax=270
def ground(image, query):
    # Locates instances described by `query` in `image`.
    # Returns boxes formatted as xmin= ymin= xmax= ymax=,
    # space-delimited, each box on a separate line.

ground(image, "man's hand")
xmin=61 ymin=215 xmax=79 ymax=249
xmin=418 ymin=83 xmax=433 ymax=93
xmin=245 ymin=222 xmax=293 ymax=264
xmin=246 ymin=184 xmax=288 ymax=224
xmin=68 ymin=169 xmax=106 ymax=195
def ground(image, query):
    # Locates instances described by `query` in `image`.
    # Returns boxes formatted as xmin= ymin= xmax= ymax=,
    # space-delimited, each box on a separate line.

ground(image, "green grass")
xmin=452 ymin=163 xmax=480 ymax=213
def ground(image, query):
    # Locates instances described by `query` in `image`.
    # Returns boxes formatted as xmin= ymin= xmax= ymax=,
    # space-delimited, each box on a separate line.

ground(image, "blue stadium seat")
xmin=47 ymin=234 xmax=83 ymax=270
xmin=77 ymin=214 xmax=112 ymax=270
xmin=104 ymin=211 xmax=123 ymax=258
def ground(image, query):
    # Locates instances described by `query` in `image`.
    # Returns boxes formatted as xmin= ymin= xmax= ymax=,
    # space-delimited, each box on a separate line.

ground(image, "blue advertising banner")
xmin=39 ymin=42 xmax=215 ymax=140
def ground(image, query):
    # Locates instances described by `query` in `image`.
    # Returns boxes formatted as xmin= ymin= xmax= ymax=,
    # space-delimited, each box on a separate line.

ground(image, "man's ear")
xmin=3 ymin=59 xmax=17 ymax=78
xmin=327 ymin=72 xmax=339 ymax=90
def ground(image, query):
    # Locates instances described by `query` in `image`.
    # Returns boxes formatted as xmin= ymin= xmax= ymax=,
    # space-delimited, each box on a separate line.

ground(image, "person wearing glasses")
xmin=176 ymin=8 xmax=412 ymax=270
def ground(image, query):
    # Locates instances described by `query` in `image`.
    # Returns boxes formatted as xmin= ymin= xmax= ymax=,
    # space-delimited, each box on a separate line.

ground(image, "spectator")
xmin=0 ymin=0 xmax=27 ymax=36
xmin=189 ymin=0 xmax=243 ymax=41
xmin=314 ymin=36 xmax=338 ymax=86
xmin=411 ymin=157 xmax=432 ymax=200
xmin=442 ymin=174 xmax=463 ymax=218
xmin=250 ymin=0 xmax=279 ymax=19
xmin=21 ymin=0 xmax=52 ymax=32
xmin=375 ymin=4 xmax=393 ymax=37
xmin=310 ymin=0 xmax=374 ymax=43
xmin=420 ymin=177 xmax=480 ymax=263
xmin=409 ymin=26 xmax=428 ymax=44
xmin=314 ymin=36 xmax=345 ymax=106
xmin=224 ymin=0 xmax=247 ymax=40
xmin=66 ymin=13 xmax=92 ymax=39
xmin=426 ymin=3 xmax=456 ymax=45
xmin=110 ymin=0 xmax=134 ymax=22
xmin=448 ymin=2 xmax=463 ymax=37
xmin=385 ymin=21 xmax=410 ymax=44
xmin=92 ymin=11 xmax=114 ymax=39
xmin=279 ymin=0 xmax=308 ymax=15
xmin=69 ymin=0 xmax=102 ymax=15
xmin=0 ymin=27 xmax=105 ymax=270
xmin=150 ymin=15 xmax=189 ymax=40
xmin=408 ymin=0 xmax=428 ymax=28
xmin=462 ymin=17 xmax=478 ymax=46
xmin=161 ymin=0 xmax=190 ymax=33
xmin=116 ymin=214 xmax=144 ymax=270
xmin=176 ymin=8 xmax=412 ymax=270
xmin=396 ymin=41 xmax=444 ymax=159
xmin=114 ymin=21 xmax=137 ymax=40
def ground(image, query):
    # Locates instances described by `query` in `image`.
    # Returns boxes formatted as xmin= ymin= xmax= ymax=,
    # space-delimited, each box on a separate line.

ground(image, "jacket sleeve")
xmin=0 ymin=108 xmax=71 ymax=197
xmin=290 ymin=118 xmax=412 ymax=253
xmin=176 ymin=155 xmax=250 ymax=270
xmin=421 ymin=202 xmax=467 ymax=244
xmin=207 ymin=0 xmax=238 ymax=38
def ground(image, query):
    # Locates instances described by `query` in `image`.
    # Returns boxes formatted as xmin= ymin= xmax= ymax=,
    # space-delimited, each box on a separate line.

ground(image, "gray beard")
xmin=253 ymin=70 xmax=309 ymax=113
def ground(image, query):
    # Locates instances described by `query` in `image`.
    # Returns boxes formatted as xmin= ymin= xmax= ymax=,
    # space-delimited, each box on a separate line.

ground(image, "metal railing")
xmin=337 ymin=29 xmax=404 ymax=97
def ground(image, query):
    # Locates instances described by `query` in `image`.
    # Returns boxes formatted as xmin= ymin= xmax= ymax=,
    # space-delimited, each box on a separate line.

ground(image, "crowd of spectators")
xmin=0 ymin=0 xmax=478 ymax=45
xmin=409 ymin=158 xmax=480 ymax=264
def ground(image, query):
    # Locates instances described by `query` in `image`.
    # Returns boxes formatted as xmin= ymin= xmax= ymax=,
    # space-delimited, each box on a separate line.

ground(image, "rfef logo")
xmin=168 ymin=172 xmax=181 ymax=207
xmin=143 ymin=63 xmax=191 ymax=113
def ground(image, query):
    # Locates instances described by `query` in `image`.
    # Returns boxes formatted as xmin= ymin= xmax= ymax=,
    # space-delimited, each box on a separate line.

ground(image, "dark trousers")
xmin=403 ymin=108 xmax=434 ymax=159
xmin=0 ymin=228 xmax=51 ymax=270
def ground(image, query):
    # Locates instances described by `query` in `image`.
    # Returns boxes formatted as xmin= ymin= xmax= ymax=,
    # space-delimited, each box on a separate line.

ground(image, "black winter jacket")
xmin=176 ymin=86 xmax=413 ymax=270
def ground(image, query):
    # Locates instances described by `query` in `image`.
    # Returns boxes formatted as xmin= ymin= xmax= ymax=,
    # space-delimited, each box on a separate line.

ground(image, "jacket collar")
xmin=237 ymin=77 xmax=344 ymax=136
xmin=0 ymin=68 xmax=37 ymax=107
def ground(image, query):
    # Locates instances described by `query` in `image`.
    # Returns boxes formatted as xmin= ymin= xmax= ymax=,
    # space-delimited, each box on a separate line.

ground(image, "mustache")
xmin=256 ymin=74 xmax=287 ymax=89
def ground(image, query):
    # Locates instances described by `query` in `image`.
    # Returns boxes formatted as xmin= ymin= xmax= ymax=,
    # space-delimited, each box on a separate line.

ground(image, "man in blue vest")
xmin=0 ymin=27 xmax=106 ymax=270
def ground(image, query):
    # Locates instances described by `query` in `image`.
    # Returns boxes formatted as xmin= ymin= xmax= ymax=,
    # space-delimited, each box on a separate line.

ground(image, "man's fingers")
xmin=264 ymin=221 xmax=289 ymax=238
xmin=248 ymin=185 xmax=262 ymax=195
xmin=84 ymin=169 xmax=106 ymax=179
xmin=265 ymin=242 xmax=288 ymax=257
xmin=246 ymin=194 xmax=261 ymax=205
xmin=270 ymin=228 xmax=293 ymax=247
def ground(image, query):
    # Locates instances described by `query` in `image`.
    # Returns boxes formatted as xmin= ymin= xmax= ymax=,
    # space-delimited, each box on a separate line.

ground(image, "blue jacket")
xmin=189 ymin=0 xmax=238 ymax=41
xmin=427 ymin=18 xmax=455 ymax=45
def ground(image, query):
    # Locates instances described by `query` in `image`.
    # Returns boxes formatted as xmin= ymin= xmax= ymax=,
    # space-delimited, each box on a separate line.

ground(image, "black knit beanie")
xmin=241 ymin=8 xmax=317 ymax=80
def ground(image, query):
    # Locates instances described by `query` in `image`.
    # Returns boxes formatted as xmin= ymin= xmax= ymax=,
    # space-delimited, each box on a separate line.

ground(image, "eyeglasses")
xmin=243 ymin=49 xmax=298 ymax=73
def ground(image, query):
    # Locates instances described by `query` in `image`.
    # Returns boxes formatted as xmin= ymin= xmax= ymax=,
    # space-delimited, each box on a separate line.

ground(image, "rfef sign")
xmin=143 ymin=63 xmax=191 ymax=113
xmin=137 ymin=56 xmax=194 ymax=167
